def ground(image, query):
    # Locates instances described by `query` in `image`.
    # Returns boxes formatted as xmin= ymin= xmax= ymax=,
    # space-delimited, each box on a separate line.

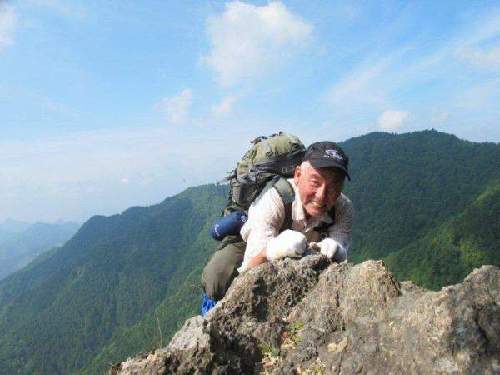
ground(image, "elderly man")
xmin=201 ymin=141 xmax=353 ymax=312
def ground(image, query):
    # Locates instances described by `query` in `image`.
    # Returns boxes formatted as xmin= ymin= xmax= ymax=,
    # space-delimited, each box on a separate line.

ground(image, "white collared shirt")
xmin=239 ymin=178 xmax=353 ymax=272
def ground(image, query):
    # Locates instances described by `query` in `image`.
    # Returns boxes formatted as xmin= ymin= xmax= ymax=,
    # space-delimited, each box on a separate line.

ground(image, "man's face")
xmin=294 ymin=164 xmax=343 ymax=218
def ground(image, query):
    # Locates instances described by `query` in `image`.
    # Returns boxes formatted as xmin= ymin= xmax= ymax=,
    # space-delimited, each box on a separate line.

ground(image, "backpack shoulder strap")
xmin=272 ymin=177 xmax=295 ymax=232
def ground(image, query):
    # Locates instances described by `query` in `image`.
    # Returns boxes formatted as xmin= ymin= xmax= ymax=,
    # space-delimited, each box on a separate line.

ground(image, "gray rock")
xmin=109 ymin=257 xmax=500 ymax=374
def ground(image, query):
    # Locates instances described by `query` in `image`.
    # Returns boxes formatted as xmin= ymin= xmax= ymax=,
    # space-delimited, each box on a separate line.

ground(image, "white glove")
xmin=266 ymin=230 xmax=307 ymax=260
xmin=310 ymin=238 xmax=340 ymax=259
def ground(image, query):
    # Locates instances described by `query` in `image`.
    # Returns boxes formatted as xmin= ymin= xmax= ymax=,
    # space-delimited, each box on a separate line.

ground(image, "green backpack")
xmin=224 ymin=132 xmax=306 ymax=216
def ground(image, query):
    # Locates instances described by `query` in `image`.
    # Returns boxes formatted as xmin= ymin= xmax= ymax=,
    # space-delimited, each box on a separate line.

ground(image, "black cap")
xmin=304 ymin=142 xmax=350 ymax=180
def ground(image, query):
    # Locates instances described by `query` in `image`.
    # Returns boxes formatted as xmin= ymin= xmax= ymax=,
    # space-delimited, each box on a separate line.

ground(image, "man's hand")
xmin=310 ymin=238 xmax=340 ymax=259
xmin=266 ymin=230 xmax=307 ymax=260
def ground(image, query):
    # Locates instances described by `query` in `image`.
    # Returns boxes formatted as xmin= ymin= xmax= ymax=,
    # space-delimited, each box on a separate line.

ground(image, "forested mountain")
xmin=341 ymin=130 xmax=500 ymax=261
xmin=385 ymin=180 xmax=500 ymax=289
xmin=0 ymin=221 xmax=80 ymax=281
xmin=0 ymin=185 xmax=227 ymax=374
xmin=0 ymin=130 xmax=499 ymax=374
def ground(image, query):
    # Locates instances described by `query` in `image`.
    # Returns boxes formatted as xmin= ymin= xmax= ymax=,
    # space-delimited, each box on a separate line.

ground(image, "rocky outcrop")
xmin=109 ymin=256 xmax=500 ymax=374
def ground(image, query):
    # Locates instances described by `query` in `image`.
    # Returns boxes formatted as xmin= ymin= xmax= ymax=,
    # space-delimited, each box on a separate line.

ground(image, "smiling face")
xmin=293 ymin=162 xmax=344 ymax=218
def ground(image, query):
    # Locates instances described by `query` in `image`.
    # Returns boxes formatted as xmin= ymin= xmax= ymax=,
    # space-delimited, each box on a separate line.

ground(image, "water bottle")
xmin=210 ymin=211 xmax=248 ymax=241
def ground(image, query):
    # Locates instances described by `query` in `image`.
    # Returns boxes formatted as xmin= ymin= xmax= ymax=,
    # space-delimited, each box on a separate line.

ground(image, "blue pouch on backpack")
xmin=209 ymin=211 xmax=247 ymax=241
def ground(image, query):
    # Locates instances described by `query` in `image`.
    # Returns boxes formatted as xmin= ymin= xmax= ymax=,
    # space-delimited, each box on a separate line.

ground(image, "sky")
xmin=1 ymin=0 xmax=499 ymax=223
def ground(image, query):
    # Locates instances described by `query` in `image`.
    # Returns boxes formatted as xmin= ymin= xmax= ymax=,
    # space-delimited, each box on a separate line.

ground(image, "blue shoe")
xmin=201 ymin=293 xmax=217 ymax=316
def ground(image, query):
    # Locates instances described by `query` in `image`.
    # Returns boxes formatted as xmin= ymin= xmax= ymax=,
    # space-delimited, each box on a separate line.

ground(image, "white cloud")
xmin=377 ymin=110 xmax=409 ymax=131
xmin=204 ymin=1 xmax=312 ymax=86
xmin=457 ymin=45 xmax=500 ymax=70
xmin=326 ymin=60 xmax=389 ymax=109
xmin=0 ymin=126 xmax=251 ymax=222
xmin=454 ymin=9 xmax=500 ymax=70
xmin=459 ymin=9 xmax=500 ymax=47
xmin=323 ymin=7 xmax=500 ymax=135
xmin=449 ymin=79 xmax=500 ymax=111
xmin=0 ymin=4 xmax=17 ymax=50
xmin=156 ymin=89 xmax=192 ymax=124
xmin=431 ymin=111 xmax=449 ymax=125
xmin=212 ymin=95 xmax=238 ymax=117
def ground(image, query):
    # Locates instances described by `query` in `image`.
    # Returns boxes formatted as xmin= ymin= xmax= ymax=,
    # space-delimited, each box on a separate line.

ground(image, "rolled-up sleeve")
xmin=328 ymin=193 xmax=353 ymax=262
xmin=238 ymin=186 xmax=285 ymax=272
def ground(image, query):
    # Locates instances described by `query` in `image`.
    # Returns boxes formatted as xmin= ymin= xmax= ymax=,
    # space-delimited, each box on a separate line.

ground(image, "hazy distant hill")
xmin=0 ymin=130 xmax=499 ymax=374
xmin=0 ymin=221 xmax=80 ymax=281
xmin=0 ymin=219 xmax=32 ymax=235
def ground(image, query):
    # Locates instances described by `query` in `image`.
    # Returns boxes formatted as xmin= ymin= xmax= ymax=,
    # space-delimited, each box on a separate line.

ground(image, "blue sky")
xmin=1 ymin=0 xmax=499 ymax=222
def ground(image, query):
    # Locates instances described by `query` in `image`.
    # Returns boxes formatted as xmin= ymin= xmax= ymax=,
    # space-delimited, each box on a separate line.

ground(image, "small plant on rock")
xmin=281 ymin=320 xmax=304 ymax=349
